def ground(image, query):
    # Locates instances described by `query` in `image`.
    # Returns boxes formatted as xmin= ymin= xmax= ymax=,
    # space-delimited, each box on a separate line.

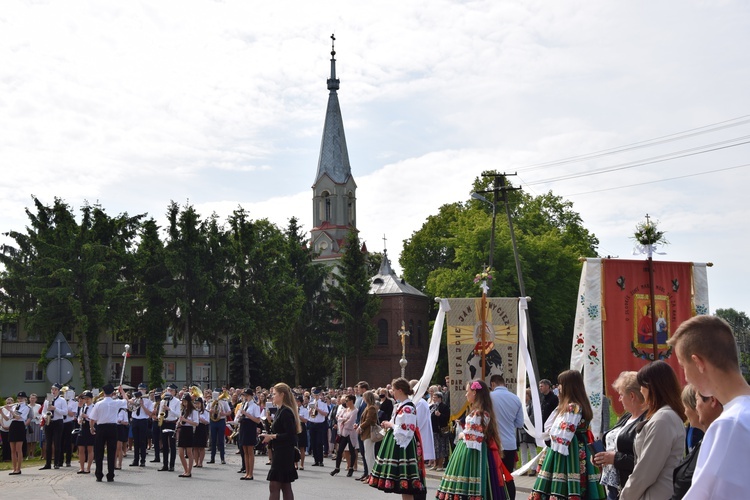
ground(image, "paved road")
xmin=0 ymin=450 xmax=535 ymax=499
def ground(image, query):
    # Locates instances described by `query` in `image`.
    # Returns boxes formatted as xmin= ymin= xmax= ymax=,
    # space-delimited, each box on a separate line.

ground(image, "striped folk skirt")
xmin=369 ymin=428 xmax=427 ymax=495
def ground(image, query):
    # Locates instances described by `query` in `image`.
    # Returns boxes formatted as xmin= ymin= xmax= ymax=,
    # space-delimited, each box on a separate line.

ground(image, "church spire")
xmin=328 ymin=33 xmax=339 ymax=91
xmin=315 ymin=33 xmax=351 ymax=185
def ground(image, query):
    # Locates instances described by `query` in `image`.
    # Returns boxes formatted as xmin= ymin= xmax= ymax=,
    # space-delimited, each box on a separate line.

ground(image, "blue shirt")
xmin=490 ymin=386 xmax=524 ymax=450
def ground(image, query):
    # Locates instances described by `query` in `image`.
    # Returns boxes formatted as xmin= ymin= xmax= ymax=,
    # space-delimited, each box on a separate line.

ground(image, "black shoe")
xmin=66 ymin=463 xmax=71 ymax=467
xmin=237 ymin=469 xmax=245 ymax=473
xmin=330 ymin=468 xmax=340 ymax=476
xmin=169 ymin=467 xmax=174 ymax=472
xmin=159 ymin=467 xmax=169 ymax=471
xmin=347 ymin=468 xmax=354 ymax=477
xmin=221 ymin=460 xmax=226 ymax=464
xmin=39 ymin=466 xmax=51 ymax=470
xmin=207 ymin=460 xmax=215 ymax=464
xmin=96 ymin=478 xmax=102 ymax=482
xmin=129 ymin=462 xmax=139 ymax=467
xmin=140 ymin=463 xmax=146 ymax=467
xmin=107 ymin=478 xmax=114 ymax=482
xmin=356 ymin=474 xmax=368 ymax=481
xmin=150 ymin=459 xmax=161 ymax=463
xmin=53 ymin=465 xmax=60 ymax=469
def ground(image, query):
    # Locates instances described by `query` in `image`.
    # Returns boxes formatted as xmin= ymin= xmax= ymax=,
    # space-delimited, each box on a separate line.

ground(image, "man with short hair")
xmin=308 ymin=387 xmax=329 ymax=467
xmin=669 ymin=315 xmax=750 ymax=499
xmin=490 ymin=374 xmax=523 ymax=500
xmin=353 ymin=381 xmax=370 ymax=480
xmin=88 ymin=384 xmax=129 ymax=482
xmin=40 ymin=383 xmax=67 ymax=470
xmin=129 ymin=383 xmax=153 ymax=467
xmin=538 ymin=379 xmax=558 ymax=425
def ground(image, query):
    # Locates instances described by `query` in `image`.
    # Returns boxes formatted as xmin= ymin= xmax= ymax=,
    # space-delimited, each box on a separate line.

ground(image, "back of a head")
xmin=557 ymin=369 xmax=593 ymax=422
xmin=490 ymin=374 xmax=505 ymax=386
xmin=669 ymin=315 xmax=739 ymax=372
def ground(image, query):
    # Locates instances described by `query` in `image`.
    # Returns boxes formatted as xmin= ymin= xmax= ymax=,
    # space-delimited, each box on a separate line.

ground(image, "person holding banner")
xmin=436 ymin=379 xmax=512 ymax=500
xmin=530 ymin=369 xmax=606 ymax=500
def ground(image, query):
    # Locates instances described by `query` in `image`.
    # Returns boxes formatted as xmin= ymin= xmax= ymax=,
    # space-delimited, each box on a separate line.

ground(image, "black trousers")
xmin=94 ymin=423 xmax=118 ymax=481
xmin=62 ymin=420 xmax=74 ymax=465
xmin=309 ymin=421 xmax=327 ymax=464
xmin=151 ymin=419 xmax=161 ymax=460
xmin=161 ymin=421 xmax=177 ymax=469
xmin=334 ymin=434 xmax=357 ymax=469
xmin=131 ymin=418 xmax=149 ymax=465
xmin=502 ymin=449 xmax=517 ymax=500
xmin=45 ymin=419 xmax=64 ymax=467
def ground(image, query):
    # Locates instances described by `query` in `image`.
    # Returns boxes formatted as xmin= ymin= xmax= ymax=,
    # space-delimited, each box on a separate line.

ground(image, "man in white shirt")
xmin=129 ymin=383 xmax=153 ymax=467
xmin=40 ymin=383 xmax=67 ymax=470
xmin=669 ymin=315 xmax=750 ymax=499
xmin=490 ymin=374 xmax=523 ymax=500
xmin=308 ymin=387 xmax=329 ymax=467
xmin=89 ymin=384 xmax=128 ymax=482
xmin=158 ymin=384 xmax=182 ymax=472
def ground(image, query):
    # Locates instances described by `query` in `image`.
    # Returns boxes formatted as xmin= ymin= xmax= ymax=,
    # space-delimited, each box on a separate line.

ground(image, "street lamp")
xmin=398 ymin=321 xmax=410 ymax=378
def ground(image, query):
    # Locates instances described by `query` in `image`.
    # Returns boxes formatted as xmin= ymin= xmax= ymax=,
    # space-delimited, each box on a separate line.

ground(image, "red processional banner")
xmin=602 ymin=259 xmax=692 ymax=414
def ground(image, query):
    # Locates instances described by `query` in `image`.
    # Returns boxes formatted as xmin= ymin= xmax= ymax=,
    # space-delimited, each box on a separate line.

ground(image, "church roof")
xmin=314 ymin=36 xmax=351 ymax=186
xmin=370 ymin=250 xmax=426 ymax=297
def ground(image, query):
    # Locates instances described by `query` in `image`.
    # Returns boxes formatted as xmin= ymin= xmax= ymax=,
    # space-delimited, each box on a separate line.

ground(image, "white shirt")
xmin=307 ymin=397 xmax=328 ymax=423
xmin=12 ymin=402 xmax=31 ymax=423
xmin=414 ymin=397 xmax=435 ymax=460
xmin=242 ymin=400 xmax=261 ymax=421
xmin=28 ymin=403 xmax=42 ymax=424
xmin=44 ymin=395 xmax=68 ymax=421
xmin=132 ymin=398 xmax=153 ymax=420
xmin=89 ymin=396 xmax=128 ymax=424
xmin=116 ymin=407 xmax=130 ymax=425
xmin=180 ymin=409 xmax=199 ymax=427
xmin=684 ymin=395 xmax=750 ymax=499
xmin=161 ymin=395 xmax=181 ymax=422
xmin=298 ymin=406 xmax=309 ymax=423
xmin=198 ymin=409 xmax=209 ymax=425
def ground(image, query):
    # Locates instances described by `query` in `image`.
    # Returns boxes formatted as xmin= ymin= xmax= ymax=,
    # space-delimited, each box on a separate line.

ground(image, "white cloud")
xmin=1 ymin=0 xmax=749 ymax=313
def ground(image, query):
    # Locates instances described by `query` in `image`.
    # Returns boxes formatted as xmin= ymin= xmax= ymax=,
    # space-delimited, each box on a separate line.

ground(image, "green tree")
xmin=330 ymin=231 xmax=381 ymax=381
xmin=715 ymin=308 xmax=750 ymax=378
xmin=226 ymin=208 xmax=303 ymax=386
xmin=165 ymin=202 xmax=213 ymax=386
xmin=400 ymin=181 xmax=598 ymax=379
xmin=0 ymin=197 xmax=141 ymax=387
xmin=133 ymin=218 xmax=172 ymax=389
xmin=283 ymin=217 xmax=333 ymax=386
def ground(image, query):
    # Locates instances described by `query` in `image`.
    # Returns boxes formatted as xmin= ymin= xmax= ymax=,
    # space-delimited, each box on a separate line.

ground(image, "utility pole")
xmin=476 ymin=172 xmax=541 ymax=384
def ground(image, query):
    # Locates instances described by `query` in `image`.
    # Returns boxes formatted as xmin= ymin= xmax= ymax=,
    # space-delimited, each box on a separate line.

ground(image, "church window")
xmin=377 ymin=318 xmax=389 ymax=345
xmin=409 ymin=319 xmax=414 ymax=345
xmin=347 ymin=191 xmax=355 ymax=224
xmin=417 ymin=320 xmax=423 ymax=347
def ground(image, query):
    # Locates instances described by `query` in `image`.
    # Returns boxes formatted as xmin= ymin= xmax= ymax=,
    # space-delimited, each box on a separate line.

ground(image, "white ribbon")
xmin=516 ymin=297 xmax=544 ymax=447
xmin=411 ymin=298 xmax=450 ymax=402
xmin=632 ymin=243 xmax=666 ymax=256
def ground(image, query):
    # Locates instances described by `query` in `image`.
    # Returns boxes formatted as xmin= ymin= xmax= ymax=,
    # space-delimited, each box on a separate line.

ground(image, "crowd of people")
xmin=2 ymin=315 xmax=748 ymax=499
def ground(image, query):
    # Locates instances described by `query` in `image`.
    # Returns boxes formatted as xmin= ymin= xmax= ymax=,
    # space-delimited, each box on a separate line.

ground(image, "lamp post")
xmin=398 ymin=321 xmax=410 ymax=378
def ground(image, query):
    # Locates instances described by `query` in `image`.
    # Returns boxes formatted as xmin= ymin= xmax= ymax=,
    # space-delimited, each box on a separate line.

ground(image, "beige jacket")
xmin=620 ymin=405 xmax=685 ymax=500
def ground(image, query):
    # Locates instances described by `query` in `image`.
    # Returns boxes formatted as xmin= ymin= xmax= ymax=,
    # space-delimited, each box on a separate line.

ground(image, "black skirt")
xmin=178 ymin=426 xmax=194 ymax=448
xmin=240 ymin=418 xmax=258 ymax=447
xmin=297 ymin=422 xmax=308 ymax=448
xmin=117 ymin=424 xmax=129 ymax=442
xmin=267 ymin=407 xmax=298 ymax=484
xmin=78 ymin=424 xmax=95 ymax=447
xmin=194 ymin=423 xmax=208 ymax=447
xmin=9 ymin=420 xmax=26 ymax=442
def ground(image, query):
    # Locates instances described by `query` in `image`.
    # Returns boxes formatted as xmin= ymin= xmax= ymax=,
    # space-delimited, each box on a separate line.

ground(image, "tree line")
xmin=0 ymin=197 xmax=380 ymax=389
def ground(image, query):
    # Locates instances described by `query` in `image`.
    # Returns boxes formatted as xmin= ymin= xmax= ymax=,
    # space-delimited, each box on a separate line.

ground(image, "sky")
xmin=1 ymin=0 xmax=749 ymax=313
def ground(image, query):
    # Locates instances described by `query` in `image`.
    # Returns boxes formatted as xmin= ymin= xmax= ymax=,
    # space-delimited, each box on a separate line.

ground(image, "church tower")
xmin=311 ymin=35 xmax=357 ymax=265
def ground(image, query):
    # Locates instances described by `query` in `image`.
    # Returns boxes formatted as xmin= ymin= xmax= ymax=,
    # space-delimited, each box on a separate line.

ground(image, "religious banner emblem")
xmin=446 ymin=297 xmax=519 ymax=419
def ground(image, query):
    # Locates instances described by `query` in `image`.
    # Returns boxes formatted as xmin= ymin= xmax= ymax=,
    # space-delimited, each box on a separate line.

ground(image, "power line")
xmin=514 ymin=114 xmax=750 ymax=172
xmin=559 ymin=163 xmax=750 ymax=197
xmin=525 ymin=136 xmax=750 ymax=186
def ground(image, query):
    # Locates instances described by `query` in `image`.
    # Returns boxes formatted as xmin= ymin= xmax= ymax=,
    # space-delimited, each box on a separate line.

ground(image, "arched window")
xmin=417 ymin=320 xmax=423 ymax=347
xmin=320 ymin=191 xmax=331 ymax=223
xmin=347 ymin=191 xmax=355 ymax=224
xmin=377 ymin=319 xmax=389 ymax=345
xmin=409 ymin=319 xmax=414 ymax=345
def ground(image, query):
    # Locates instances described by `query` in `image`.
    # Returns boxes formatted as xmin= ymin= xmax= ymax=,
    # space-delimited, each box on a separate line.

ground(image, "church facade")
xmin=310 ymin=39 xmax=430 ymax=387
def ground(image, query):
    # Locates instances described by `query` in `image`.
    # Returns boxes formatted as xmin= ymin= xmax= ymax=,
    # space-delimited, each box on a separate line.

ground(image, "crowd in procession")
xmin=2 ymin=315 xmax=749 ymax=499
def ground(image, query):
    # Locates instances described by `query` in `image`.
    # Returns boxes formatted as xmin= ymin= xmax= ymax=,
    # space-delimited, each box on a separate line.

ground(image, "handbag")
xmin=370 ymin=423 xmax=385 ymax=443
xmin=294 ymin=446 xmax=301 ymax=462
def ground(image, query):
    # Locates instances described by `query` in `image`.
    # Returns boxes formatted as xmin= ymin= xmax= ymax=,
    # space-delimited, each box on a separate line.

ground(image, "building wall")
xmin=343 ymin=293 xmax=430 ymax=388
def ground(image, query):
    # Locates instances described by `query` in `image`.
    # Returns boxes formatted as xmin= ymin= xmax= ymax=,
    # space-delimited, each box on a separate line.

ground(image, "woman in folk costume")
xmin=530 ymin=369 xmax=606 ymax=500
xmin=436 ymin=379 xmax=512 ymax=500
xmin=369 ymin=377 xmax=427 ymax=500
